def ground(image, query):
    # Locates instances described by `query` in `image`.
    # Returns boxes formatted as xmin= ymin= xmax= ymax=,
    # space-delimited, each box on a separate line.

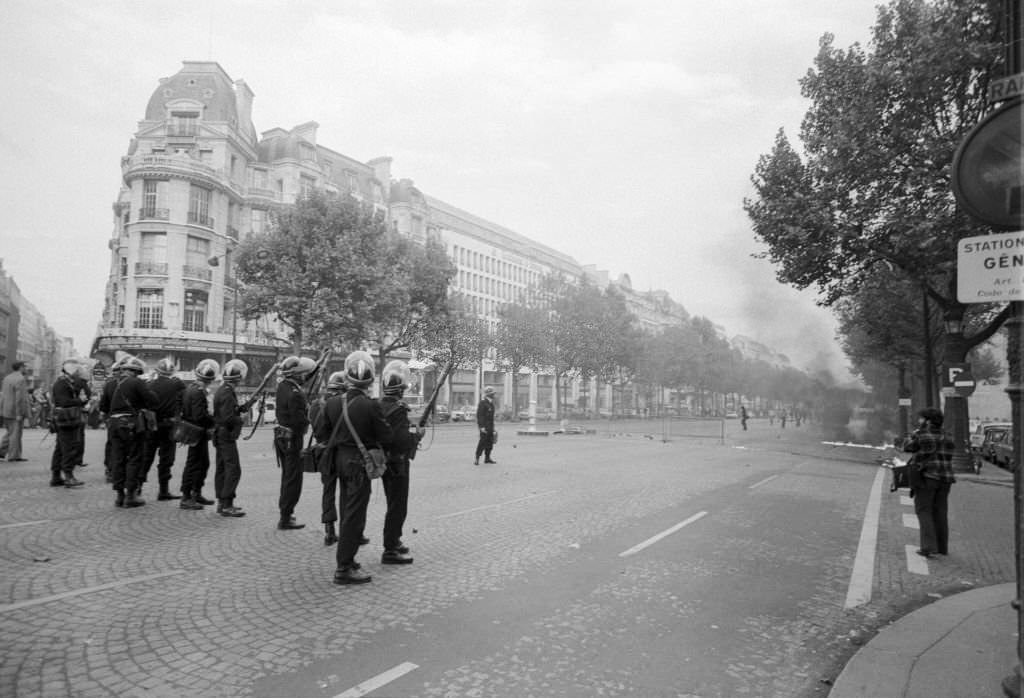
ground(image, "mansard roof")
xmin=145 ymin=61 xmax=239 ymax=126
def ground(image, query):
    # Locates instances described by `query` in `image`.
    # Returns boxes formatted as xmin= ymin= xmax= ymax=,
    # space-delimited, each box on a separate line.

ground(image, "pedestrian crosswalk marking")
xmin=905 ymin=545 xmax=930 ymax=575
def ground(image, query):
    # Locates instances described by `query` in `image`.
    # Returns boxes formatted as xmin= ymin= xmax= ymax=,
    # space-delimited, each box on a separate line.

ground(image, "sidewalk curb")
xmin=829 ymin=583 xmax=1016 ymax=697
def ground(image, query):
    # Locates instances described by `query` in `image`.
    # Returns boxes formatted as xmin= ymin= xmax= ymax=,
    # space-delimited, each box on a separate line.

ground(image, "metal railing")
xmin=187 ymin=211 xmax=215 ymax=229
xmin=135 ymin=261 xmax=168 ymax=275
xmin=137 ymin=207 xmax=170 ymax=221
xmin=182 ymin=264 xmax=213 ymax=281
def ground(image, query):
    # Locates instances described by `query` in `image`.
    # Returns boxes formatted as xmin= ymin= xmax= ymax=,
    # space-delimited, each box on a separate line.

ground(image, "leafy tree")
xmin=415 ymin=292 xmax=491 ymax=395
xmin=234 ymin=191 xmax=389 ymax=351
xmin=744 ymin=0 xmax=1008 ymax=342
xmin=494 ymin=301 xmax=550 ymax=416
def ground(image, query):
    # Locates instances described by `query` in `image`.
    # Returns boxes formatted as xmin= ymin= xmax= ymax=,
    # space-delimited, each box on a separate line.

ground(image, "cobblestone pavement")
xmin=0 ymin=419 xmax=1014 ymax=697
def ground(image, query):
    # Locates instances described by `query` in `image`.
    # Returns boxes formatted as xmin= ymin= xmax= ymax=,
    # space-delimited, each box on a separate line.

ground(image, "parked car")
xmin=450 ymin=406 xmax=474 ymax=422
xmin=982 ymin=426 xmax=1011 ymax=464
xmin=970 ymin=422 xmax=1011 ymax=453
xmin=992 ymin=430 xmax=1016 ymax=471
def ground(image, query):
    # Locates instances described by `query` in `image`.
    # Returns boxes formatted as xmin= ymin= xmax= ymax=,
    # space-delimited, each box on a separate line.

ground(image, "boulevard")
xmin=0 ymin=417 xmax=1015 ymax=697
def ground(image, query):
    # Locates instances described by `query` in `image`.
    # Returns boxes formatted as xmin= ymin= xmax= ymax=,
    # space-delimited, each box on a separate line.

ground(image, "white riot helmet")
xmin=327 ymin=371 xmax=347 ymax=391
xmin=381 ymin=360 xmax=410 ymax=396
xmin=155 ymin=358 xmax=176 ymax=376
xmin=343 ymin=351 xmax=375 ymax=389
xmin=194 ymin=359 xmax=219 ymax=383
xmin=222 ymin=359 xmax=248 ymax=383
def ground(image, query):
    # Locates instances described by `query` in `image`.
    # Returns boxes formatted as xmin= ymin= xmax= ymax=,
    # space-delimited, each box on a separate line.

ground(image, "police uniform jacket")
xmin=314 ymin=388 xmax=393 ymax=453
xmin=99 ymin=374 xmax=157 ymax=416
xmin=275 ymin=378 xmax=309 ymax=437
xmin=52 ymin=374 xmax=84 ymax=409
xmin=181 ymin=382 xmax=214 ymax=430
xmin=148 ymin=375 xmax=186 ymax=424
xmin=379 ymin=396 xmax=416 ymax=465
xmin=476 ymin=397 xmax=495 ymax=432
xmin=213 ymin=383 xmax=243 ymax=442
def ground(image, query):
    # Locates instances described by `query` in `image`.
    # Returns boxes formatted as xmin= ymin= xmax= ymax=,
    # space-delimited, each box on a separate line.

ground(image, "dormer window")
xmin=169 ymin=111 xmax=199 ymax=137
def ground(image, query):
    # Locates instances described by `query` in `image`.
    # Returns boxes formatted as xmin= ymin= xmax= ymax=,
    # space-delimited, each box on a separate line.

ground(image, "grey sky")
xmin=1 ymin=0 xmax=880 ymax=380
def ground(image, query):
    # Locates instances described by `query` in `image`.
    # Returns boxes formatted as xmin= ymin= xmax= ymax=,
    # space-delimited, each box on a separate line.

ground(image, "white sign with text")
xmin=957 ymin=230 xmax=1024 ymax=303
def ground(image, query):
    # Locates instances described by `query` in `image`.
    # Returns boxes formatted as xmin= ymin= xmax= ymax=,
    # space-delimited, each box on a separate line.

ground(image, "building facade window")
xmin=252 ymin=209 xmax=265 ymax=235
xmin=347 ymin=172 xmax=358 ymax=193
xmin=182 ymin=290 xmax=208 ymax=332
xmin=252 ymin=169 xmax=268 ymax=190
xmin=142 ymin=179 xmax=159 ymax=217
xmin=136 ymin=289 xmax=164 ymax=329
xmin=300 ymin=174 xmax=315 ymax=197
xmin=139 ymin=232 xmax=167 ymax=273
xmin=188 ymin=185 xmax=212 ymax=227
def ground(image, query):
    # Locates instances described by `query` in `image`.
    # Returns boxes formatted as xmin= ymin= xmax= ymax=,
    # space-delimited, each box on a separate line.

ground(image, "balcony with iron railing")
xmin=121 ymin=154 xmax=226 ymax=188
xmin=187 ymin=211 xmax=216 ymax=229
xmin=182 ymin=264 xmax=213 ymax=281
xmin=135 ymin=261 xmax=168 ymax=275
xmin=137 ymin=207 xmax=170 ymax=221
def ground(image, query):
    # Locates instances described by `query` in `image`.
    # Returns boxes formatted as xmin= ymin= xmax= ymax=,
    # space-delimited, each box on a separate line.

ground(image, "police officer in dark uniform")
xmin=313 ymin=371 xmax=346 ymax=545
xmin=315 ymin=351 xmax=393 ymax=585
xmin=179 ymin=359 xmax=218 ymax=510
xmin=70 ymin=363 xmax=92 ymax=469
xmin=140 ymin=358 xmax=186 ymax=501
xmin=98 ymin=355 xmax=157 ymax=508
xmin=474 ymin=386 xmax=497 ymax=465
xmin=100 ymin=358 xmax=125 ymax=484
xmin=275 ymin=355 xmax=316 ymax=530
xmin=213 ymin=359 xmax=247 ymax=518
xmin=49 ymin=360 xmax=87 ymax=488
xmin=378 ymin=360 xmax=423 ymax=565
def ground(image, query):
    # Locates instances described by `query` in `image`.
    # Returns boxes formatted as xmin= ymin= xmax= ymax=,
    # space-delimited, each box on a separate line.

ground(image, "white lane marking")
xmin=902 ymin=513 xmax=919 ymax=529
xmin=618 ymin=511 xmax=708 ymax=558
xmin=900 ymin=495 xmax=913 ymax=507
xmin=334 ymin=662 xmax=419 ymax=698
xmin=905 ymin=545 xmax=930 ymax=575
xmin=435 ymin=490 xmax=558 ymax=519
xmin=0 ymin=570 xmax=186 ymax=613
xmin=749 ymin=475 xmax=778 ymax=489
xmin=844 ymin=467 xmax=886 ymax=609
xmin=0 ymin=519 xmax=51 ymax=530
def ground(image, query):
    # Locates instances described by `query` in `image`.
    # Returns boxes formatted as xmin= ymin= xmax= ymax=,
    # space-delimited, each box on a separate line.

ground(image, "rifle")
xmin=303 ymin=348 xmax=332 ymax=401
xmin=241 ymin=359 xmax=281 ymax=441
xmin=418 ymin=362 xmax=455 ymax=429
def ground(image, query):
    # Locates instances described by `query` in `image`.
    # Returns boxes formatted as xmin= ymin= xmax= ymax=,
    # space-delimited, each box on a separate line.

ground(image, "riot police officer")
xmin=378 ymin=360 xmax=423 ymax=564
xmin=213 ymin=359 xmax=247 ymax=517
xmin=140 ymin=358 xmax=186 ymax=501
xmin=314 ymin=351 xmax=392 ymax=585
xmin=313 ymin=371 xmax=347 ymax=545
xmin=49 ymin=360 xmax=87 ymax=488
xmin=179 ymin=359 xmax=218 ymax=510
xmin=275 ymin=355 xmax=316 ymax=530
xmin=98 ymin=355 xmax=157 ymax=508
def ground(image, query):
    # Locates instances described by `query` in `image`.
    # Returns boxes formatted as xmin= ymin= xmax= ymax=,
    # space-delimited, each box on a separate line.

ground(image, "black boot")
xmin=324 ymin=523 xmax=338 ymax=546
xmin=157 ymin=483 xmax=181 ymax=501
xmin=179 ymin=495 xmax=203 ymax=510
xmin=193 ymin=490 xmax=215 ymax=505
xmin=114 ymin=489 xmax=125 ymax=508
xmin=123 ymin=491 xmax=145 ymax=508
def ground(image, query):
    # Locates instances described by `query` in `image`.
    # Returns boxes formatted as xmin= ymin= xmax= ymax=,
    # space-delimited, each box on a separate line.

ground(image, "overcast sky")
xmin=1 ymin=0 xmax=881 ymax=382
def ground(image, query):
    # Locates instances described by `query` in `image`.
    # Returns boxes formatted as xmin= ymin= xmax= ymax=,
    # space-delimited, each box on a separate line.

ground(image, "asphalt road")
xmin=0 ymin=418 xmax=1015 ymax=697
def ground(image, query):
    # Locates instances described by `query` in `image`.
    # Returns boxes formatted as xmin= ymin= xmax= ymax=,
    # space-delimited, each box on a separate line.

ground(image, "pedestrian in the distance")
xmin=0 ymin=360 xmax=31 ymax=462
xmin=275 ymin=355 xmax=316 ymax=531
xmin=740 ymin=405 xmax=748 ymax=431
xmin=140 ymin=358 xmax=186 ymax=501
xmin=213 ymin=359 xmax=247 ymax=518
xmin=474 ymin=386 xmax=497 ymax=465
xmin=378 ymin=360 xmax=423 ymax=565
xmin=903 ymin=407 xmax=956 ymax=558
xmin=178 ymin=359 xmax=218 ymax=510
